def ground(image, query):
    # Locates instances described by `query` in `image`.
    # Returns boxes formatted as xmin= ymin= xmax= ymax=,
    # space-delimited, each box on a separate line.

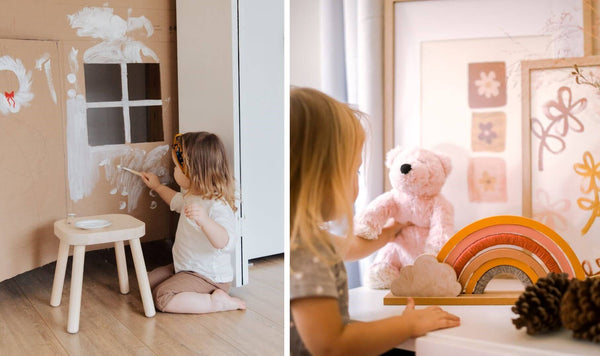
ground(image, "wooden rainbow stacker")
xmin=384 ymin=215 xmax=586 ymax=305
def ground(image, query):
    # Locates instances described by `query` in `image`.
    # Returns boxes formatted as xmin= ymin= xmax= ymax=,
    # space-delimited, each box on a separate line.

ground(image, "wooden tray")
xmin=384 ymin=291 xmax=521 ymax=305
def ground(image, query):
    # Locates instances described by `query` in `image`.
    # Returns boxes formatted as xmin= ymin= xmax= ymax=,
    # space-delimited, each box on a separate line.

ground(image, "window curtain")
xmin=320 ymin=0 xmax=385 ymax=288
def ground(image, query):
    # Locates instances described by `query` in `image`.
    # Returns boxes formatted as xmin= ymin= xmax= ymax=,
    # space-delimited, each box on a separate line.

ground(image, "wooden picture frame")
xmin=521 ymin=55 xmax=600 ymax=274
xmin=382 ymin=0 xmax=593 ymax=232
xmin=383 ymin=0 xmax=595 ymax=188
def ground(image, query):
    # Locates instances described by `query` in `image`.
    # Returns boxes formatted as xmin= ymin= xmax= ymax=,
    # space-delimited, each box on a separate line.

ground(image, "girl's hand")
xmin=140 ymin=172 xmax=161 ymax=190
xmin=380 ymin=219 xmax=403 ymax=242
xmin=184 ymin=204 xmax=209 ymax=228
xmin=402 ymin=298 xmax=461 ymax=337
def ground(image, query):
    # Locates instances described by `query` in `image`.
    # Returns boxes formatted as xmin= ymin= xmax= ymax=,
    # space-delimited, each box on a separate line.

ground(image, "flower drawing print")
xmin=475 ymin=71 xmax=500 ymax=98
xmin=471 ymin=112 xmax=506 ymax=152
xmin=468 ymin=62 xmax=507 ymax=108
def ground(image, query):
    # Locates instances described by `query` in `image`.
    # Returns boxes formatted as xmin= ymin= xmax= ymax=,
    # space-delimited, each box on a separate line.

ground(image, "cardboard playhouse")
xmin=0 ymin=0 xmax=178 ymax=282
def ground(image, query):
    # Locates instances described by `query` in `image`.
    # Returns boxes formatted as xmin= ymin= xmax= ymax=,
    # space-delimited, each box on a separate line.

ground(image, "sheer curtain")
xmin=320 ymin=0 xmax=385 ymax=288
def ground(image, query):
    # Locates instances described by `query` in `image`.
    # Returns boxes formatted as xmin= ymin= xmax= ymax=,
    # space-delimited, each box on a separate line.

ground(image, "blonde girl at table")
xmin=141 ymin=132 xmax=246 ymax=314
xmin=290 ymin=87 xmax=460 ymax=355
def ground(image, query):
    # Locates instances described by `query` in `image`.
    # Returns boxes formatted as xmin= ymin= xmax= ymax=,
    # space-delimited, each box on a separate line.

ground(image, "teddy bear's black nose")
xmin=400 ymin=164 xmax=412 ymax=174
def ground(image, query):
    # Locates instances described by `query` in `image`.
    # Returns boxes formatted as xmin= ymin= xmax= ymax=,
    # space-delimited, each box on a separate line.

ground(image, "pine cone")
xmin=560 ymin=278 xmax=600 ymax=343
xmin=511 ymin=272 xmax=571 ymax=335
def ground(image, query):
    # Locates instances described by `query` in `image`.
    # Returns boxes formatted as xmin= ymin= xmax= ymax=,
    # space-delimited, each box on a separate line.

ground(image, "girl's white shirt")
xmin=170 ymin=192 xmax=237 ymax=283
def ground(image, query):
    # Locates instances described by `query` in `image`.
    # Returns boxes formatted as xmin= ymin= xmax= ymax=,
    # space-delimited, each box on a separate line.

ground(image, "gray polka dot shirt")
xmin=290 ymin=242 xmax=349 ymax=355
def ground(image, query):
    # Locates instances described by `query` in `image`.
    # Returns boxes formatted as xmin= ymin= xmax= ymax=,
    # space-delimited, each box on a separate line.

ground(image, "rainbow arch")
xmin=437 ymin=216 xmax=585 ymax=294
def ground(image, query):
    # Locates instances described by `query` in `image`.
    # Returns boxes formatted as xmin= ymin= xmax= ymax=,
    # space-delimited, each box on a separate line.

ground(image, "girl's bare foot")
xmin=211 ymin=289 xmax=247 ymax=311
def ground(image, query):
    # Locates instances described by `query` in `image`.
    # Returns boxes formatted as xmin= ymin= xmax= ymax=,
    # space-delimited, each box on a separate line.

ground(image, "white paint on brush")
xmin=68 ymin=7 xmax=158 ymax=63
xmin=100 ymin=144 xmax=170 ymax=212
xmin=0 ymin=56 xmax=34 ymax=115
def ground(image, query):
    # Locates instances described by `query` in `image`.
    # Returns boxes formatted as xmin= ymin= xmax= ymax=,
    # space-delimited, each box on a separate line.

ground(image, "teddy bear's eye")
xmin=400 ymin=164 xmax=412 ymax=174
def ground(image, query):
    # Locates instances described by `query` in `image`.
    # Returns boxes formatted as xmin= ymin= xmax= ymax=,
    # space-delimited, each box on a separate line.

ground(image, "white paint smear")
xmin=150 ymin=201 xmax=158 ymax=209
xmin=0 ymin=56 xmax=34 ymax=115
xmin=67 ymin=73 xmax=76 ymax=84
xmin=119 ymin=201 xmax=127 ymax=210
xmin=34 ymin=53 xmax=50 ymax=70
xmin=68 ymin=7 xmax=158 ymax=63
xmin=67 ymin=95 xmax=97 ymax=201
xmin=100 ymin=144 xmax=171 ymax=212
xmin=43 ymin=61 xmax=57 ymax=104
xmin=34 ymin=54 xmax=57 ymax=104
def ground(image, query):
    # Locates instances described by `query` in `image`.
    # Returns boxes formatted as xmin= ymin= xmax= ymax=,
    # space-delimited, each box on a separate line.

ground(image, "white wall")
xmin=290 ymin=0 xmax=322 ymax=89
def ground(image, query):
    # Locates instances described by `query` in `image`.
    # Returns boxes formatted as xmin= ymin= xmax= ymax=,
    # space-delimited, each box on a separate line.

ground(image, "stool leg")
xmin=129 ymin=238 xmax=156 ymax=317
xmin=67 ymin=245 xmax=86 ymax=334
xmin=50 ymin=240 xmax=70 ymax=307
xmin=114 ymin=241 xmax=130 ymax=294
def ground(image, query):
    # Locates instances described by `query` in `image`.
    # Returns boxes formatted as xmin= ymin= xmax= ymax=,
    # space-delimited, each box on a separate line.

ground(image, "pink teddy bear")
xmin=355 ymin=147 xmax=454 ymax=289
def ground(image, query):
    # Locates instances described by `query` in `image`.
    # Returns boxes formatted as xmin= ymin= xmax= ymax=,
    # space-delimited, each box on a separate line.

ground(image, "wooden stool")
xmin=50 ymin=214 xmax=156 ymax=333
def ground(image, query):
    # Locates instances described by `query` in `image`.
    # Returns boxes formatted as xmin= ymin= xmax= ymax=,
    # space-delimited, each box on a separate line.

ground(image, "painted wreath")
xmin=0 ymin=55 xmax=34 ymax=115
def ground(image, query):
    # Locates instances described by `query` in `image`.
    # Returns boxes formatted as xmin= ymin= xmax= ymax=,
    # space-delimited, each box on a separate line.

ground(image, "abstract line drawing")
xmin=581 ymin=257 xmax=600 ymax=278
xmin=574 ymin=151 xmax=600 ymax=235
xmin=0 ymin=56 xmax=34 ymax=115
xmin=532 ymin=188 xmax=570 ymax=231
xmin=581 ymin=258 xmax=600 ymax=277
xmin=532 ymin=86 xmax=587 ymax=171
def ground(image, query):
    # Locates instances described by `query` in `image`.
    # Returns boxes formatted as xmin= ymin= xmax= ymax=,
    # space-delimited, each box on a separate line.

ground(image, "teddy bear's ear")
xmin=385 ymin=146 xmax=403 ymax=168
xmin=437 ymin=153 xmax=452 ymax=177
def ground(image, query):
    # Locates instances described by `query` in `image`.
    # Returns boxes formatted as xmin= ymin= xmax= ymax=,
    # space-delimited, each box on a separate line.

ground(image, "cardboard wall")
xmin=0 ymin=0 xmax=178 ymax=282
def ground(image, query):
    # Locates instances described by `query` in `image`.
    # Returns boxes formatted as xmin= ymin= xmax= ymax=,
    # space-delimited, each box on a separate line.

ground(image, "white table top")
xmin=349 ymin=280 xmax=600 ymax=356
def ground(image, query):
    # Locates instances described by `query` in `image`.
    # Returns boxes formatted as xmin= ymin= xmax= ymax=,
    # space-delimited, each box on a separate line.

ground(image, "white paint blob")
xmin=67 ymin=73 xmax=77 ymax=83
xmin=121 ymin=191 xmax=128 ymax=196
xmin=149 ymin=190 xmax=157 ymax=197
xmin=0 ymin=56 xmax=34 ymax=115
xmin=68 ymin=7 xmax=158 ymax=63
xmin=67 ymin=89 xmax=76 ymax=98
xmin=150 ymin=201 xmax=158 ymax=209
xmin=119 ymin=201 xmax=127 ymax=210
xmin=110 ymin=188 xmax=117 ymax=195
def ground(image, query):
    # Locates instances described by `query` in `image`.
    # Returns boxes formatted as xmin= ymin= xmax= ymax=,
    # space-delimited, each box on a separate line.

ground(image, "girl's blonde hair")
xmin=291 ymin=87 xmax=365 ymax=260
xmin=181 ymin=132 xmax=237 ymax=211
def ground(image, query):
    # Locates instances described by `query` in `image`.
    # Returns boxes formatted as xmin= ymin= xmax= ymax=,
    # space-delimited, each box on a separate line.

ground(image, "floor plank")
xmin=0 ymin=241 xmax=284 ymax=355
xmin=0 ymin=278 xmax=67 ymax=356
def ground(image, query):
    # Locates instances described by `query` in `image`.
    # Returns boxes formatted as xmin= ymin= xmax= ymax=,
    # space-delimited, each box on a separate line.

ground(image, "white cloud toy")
xmin=390 ymin=254 xmax=461 ymax=297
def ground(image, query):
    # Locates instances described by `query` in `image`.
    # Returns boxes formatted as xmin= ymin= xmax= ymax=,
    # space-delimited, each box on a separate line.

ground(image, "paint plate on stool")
xmin=74 ymin=219 xmax=112 ymax=230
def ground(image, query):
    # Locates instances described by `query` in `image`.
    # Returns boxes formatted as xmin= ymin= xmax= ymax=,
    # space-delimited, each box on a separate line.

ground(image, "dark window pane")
xmin=127 ymin=63 xmax=162 ymax=100
xmin=87 ymin=107 xmax=125 ymax=146
xmin=84 ymin=64 xmax=122 ymax=102
xmin=130 ymin=106 xmax=164 ymax=143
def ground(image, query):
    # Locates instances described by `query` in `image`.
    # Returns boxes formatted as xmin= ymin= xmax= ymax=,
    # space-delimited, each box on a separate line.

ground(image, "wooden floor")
xmin=0 ymin=240 xmax=283 ymax=355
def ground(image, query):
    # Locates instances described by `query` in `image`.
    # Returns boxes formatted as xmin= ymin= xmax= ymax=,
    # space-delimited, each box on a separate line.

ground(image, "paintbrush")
xmin=117 ymin=165 xmax=143 ymax=177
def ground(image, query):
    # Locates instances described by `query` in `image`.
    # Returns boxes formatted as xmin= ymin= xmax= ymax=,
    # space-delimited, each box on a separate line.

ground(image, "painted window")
xmin=84 ymin=63 xmax=163 ymax=146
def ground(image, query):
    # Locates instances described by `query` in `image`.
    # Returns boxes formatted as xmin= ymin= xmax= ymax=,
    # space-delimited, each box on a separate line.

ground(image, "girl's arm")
xmin=332 ymin=220 xmax=402 ymax=262
xmin=184 ymin=204 xmax=230 ymax=250
xmin=291 ymin=297 xmax=460 ymax=356
xmin=140 ymin=172 xmax=177 ymax=205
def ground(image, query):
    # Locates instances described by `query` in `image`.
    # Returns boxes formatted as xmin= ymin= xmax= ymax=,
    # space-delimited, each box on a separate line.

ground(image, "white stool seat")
xmin=50 ymin=214 xmax=156 ymax=333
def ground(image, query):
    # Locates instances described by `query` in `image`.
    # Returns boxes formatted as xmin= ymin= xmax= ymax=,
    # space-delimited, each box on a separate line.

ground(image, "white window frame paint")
xmin=85 ymin=62 xmax=163 ymax=149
